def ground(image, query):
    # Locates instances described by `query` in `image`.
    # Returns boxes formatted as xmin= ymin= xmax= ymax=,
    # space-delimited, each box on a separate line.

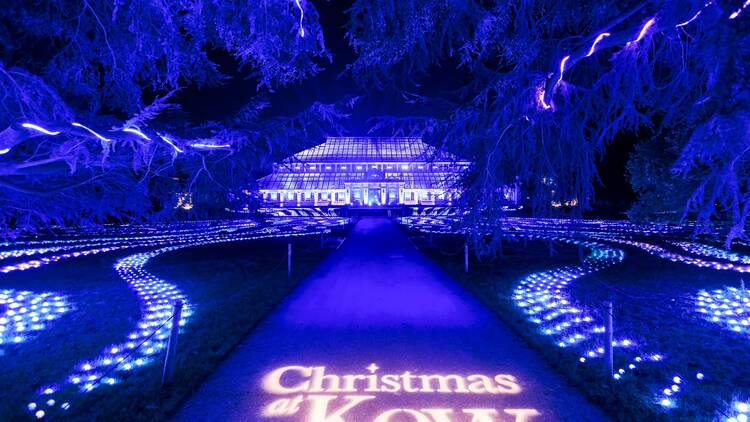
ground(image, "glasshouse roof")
xmin=258 ymin=172 xmax=463 ymax=191
xmin=287 ymin=137 xmax=465 ymax=163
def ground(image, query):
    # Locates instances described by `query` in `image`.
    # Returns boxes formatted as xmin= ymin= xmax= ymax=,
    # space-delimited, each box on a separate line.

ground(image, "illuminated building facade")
xmin=258 ymin=137 xmax=495 ymax=208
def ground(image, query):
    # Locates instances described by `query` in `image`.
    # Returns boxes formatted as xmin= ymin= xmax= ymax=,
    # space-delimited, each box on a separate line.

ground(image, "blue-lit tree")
xmin=347 ymin=0 xmax=750 ymax=249
xmin=0 ymin=0 xmax=351 ymax=234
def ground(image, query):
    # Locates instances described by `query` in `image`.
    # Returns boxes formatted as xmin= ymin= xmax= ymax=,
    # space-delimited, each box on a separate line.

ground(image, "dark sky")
xmin=178 ymin=1 xmax=635 ymax=215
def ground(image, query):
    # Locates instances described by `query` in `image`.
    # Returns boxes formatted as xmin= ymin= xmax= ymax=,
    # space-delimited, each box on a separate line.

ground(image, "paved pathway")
xmin=173 ymin=217 xmax=608 ymax=422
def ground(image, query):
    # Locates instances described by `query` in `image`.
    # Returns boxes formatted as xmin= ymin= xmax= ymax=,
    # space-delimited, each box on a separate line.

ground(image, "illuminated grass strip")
xmin=673 ymin=242 xmax=750 ymax=265
xmin=0 ymin=290 xmax=69 ymax=349
xmin=26 ymin=244 xmax=193 ymax=419
xmin=400 ymin=217 xmax=718 ymax=410
xmin=513 ymin=240 xmax=625 ymax=351
xmin=25 ymin=222 xmax=345 ymax=419
xmin=695 ymin=287 xmax=750 ymax=334
xmin=603 ymin=238 xmax=750 ymax=272
xmin=0 ymin=218 xmax=344 ymax=274
xmin=0 ymin=222 xmax=262 ymax=274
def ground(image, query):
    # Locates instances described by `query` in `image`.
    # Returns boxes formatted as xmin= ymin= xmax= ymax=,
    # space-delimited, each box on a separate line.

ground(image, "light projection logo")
xmin=261 ymin=364 xmax=540 ymax=422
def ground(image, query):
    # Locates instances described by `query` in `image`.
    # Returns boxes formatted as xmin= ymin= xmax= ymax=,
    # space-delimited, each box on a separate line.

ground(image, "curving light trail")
xmin=24 ymin=218 xmax=349 ymax=419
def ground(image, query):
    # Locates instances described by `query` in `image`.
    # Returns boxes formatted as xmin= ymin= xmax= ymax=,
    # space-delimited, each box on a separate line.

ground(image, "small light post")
xmin=287 ymin=242 xmax=292 ymax=277
xmin=604 ymin=301 xmax=614 ymax=380
xmin=464 ymin=241 xmax=469 ymax=274
xmin=162 ymin=299 xmax=183 ymax=387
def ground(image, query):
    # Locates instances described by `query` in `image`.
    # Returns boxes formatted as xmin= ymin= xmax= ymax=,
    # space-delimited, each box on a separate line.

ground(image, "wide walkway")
xmin=173 ymin=217 xmax=607 ymax=422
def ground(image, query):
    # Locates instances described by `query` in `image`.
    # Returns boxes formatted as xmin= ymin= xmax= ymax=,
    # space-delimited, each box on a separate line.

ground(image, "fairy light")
xmin=21 ymin=123 xmax=60 ymax=136
xmin=71 ymin=122 xmax=111 ymax=143
xmin=730 ymin=0 xmax=750 ymax=19
xmin=294 ymin=0 xmax=305 ymax=37
xmin=0 ymin=148 xmax=10 ymax=154
xmin=189 ymin=142 xmax=231 ymax=150
xmin=626 ymin=18 xmax=657 ymax=46
xmin=585 ymin=33 xmax=611 ymax=57
xmin=676 ymin=10 xmax=702 ymax=27
xmin=158 ymin=134 xmax=184 ymax=153
xmin=555 ymin=55 xmax=571 ymax=88
xmin=122 ymin=127 xmax=151 ymax=141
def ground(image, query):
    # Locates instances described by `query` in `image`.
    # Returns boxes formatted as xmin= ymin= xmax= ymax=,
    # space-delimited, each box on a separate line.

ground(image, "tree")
xmin=345 ymin=0 xmax=750 ymax=248
xmin=0 ymin=0 xmax=348 ymax=234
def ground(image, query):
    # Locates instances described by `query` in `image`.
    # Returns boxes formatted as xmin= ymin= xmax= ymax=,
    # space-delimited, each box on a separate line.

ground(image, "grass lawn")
xmin=0 ymin=233 xmax=340 ymax=421
xmin=405 ymin=228 xmax=750 ymax=421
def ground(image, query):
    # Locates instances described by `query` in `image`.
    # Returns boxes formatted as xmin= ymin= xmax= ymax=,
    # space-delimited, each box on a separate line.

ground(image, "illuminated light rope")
xmin=673 ymin=241 xmax=750 ymax=265
xmin=294 ymin=0 xmax=305 ymax=37
xmin=536 ymin=0 xmax=731 ymax=111
xmin=158 ymin=134 xmax=184 ymax=153
xmin=626 ymin=18 xmax=657 ymax=46
xmin=122 ymin=127 xmax=151 ymax=140
xmin=21 ymin=123 xmax=60 ymax=136
xmin=18 ymin=120 xmax=235 ymax=154
xmin=730 ymin=0 xmax=750 ymax=19
xmin=26 ymin=223 xmax=344 ymax=419
xmin=189 ymin=142 xmax=231 ymax=150
xmin=26 ymin=243 xmax=195 ymax=419
xmin=586 ymin=32 xmax=611 ymax=57
xmin=0 ymin=290 xmax=69 ymax=349
xmin=555 ymin=55 xmax=571 ymax=88
xmin=71 ymin=122 xmax=111 ymax=143
xmin=676 ymin=10 xmax=702 ymax=27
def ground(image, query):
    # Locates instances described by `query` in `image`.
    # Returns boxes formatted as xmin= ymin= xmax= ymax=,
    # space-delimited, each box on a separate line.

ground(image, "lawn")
xmin=405 ymin=227 xmax=750 ymax=421
xmin=0 ymin=231 xmax=342 ymax=421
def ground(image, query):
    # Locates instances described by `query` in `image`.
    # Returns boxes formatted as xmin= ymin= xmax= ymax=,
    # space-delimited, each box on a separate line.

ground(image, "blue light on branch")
xmin=626 ymin=18 xmax=657 ymax=46
xmin=294 ymin=0 xmax=305 ymax=37
xmin=158 ymin=134 xmax=184 ymax=154
xmin=21 ymin=123 xmax=60 ymax=136
xmin=122 ymin=127 xmax=151 ymax=141
xmin=71 ymin=122 xmax=111 ymax=143
xmin=189 ymin=142 xmax=232 ymax=150
xmin=585 ymin=33 xmax=611 ymax=57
